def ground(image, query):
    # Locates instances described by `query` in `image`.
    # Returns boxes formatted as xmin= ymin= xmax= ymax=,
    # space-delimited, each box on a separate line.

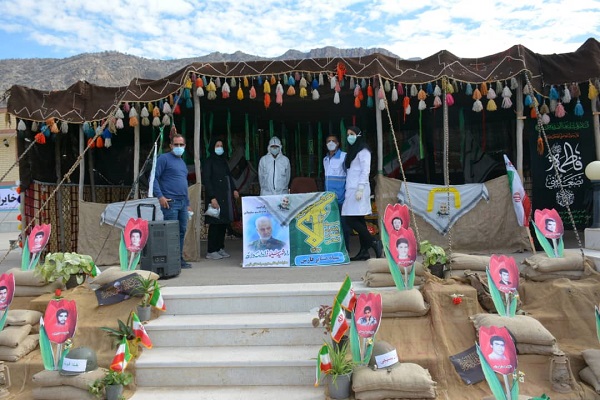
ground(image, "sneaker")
xmin=218 ymin=249 xmax=231 ymax=258
xmin=181 ymin=262 xmax=192 ymax=269
xmin=206 ymin=252 xmax=223 ymax=260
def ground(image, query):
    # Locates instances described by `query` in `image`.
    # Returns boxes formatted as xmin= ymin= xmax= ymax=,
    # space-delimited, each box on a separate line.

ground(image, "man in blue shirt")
xmin=153 ymin=134 xmax=191 ymax=268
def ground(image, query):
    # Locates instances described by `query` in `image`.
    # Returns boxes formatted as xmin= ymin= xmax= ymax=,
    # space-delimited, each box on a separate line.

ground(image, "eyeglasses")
xmin=172 ymin=143 xmax=185 ymax=147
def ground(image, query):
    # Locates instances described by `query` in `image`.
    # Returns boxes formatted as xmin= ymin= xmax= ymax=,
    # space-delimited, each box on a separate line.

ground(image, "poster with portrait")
xmin=528 ymin=115 xmax=594 ymax=229
xmin=533 ymin=209 xmax=564 ymax=240
xmin=124 ymin=218 xmax=149 ymax=252
xmin=44 ymin=299 xmax=77 ymax=344
xmin=0 ymin=274 xmax=15 ymax=312
xmin=381 ymin=203 xmax=418 ymax=289
xmin=28 ymin=224 xmax=51 ymax=255
xmin=383 ymin=203 xmax=410 ymax=234
xmin=489 ymin=255 xmax=519 ymax=294
xmin=354 ymin=293 xmax=382 ymax=338
xmin=0 ymin=186 xmax=19 ymax=212
xmin=242 ymin=192 xmax=349 ymax=267
xmin=478 ymin=326 xmax=517 ymax=375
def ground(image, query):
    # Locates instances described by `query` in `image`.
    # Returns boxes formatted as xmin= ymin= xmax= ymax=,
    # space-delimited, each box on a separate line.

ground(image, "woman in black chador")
xmin=202 ymin=138 xmax=239 ymax=260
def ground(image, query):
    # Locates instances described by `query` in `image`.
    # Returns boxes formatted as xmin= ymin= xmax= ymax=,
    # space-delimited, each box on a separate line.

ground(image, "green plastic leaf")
xmin=557 ymin=236 xmax=564 ymax=257
xmin=476 ymin=344 xmax=507 ymax=400
xmin=509 ymin=294 xmax=518 ymax=317
xmin=510 ymin=373 xmax=520 ymax=399
xmin=119 ymin=232 xmax=127 ymax=271
xmin=129 ymin=252 xmax=141 ymax=271
xmin=595 ymin=306 xmax=600 ymax=344
xmin=21 ymin=237 xmax=30 ymax=271
xmin=39 ymin=319 xmax=55 ymax=370
xmin=30 ymin=252 xmax=42 ymax=271
xmin=0 ymin=308 xmax=7 ymax=331
xmin=362 ymin=340 xmax=374 ymax=365
xmin=349 ymin=314 xmax=361 ymax=363
xmin=533 ymin=224 xmax=556 ymax=258
xmin=487 ymin=269 xmax=506 ymax=316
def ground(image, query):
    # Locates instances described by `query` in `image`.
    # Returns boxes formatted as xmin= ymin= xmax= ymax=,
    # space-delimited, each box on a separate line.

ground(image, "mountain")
xmin=0 ymin=47 xmax=400 ymax=94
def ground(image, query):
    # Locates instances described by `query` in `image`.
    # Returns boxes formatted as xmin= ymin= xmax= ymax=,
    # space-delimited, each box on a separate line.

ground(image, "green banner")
xmin=241 ymin=192 xmax=349 ymax=267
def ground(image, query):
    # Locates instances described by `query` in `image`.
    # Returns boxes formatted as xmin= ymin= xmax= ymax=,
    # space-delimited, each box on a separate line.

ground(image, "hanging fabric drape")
xmin=244 ymin=113 xmax=250 ymax=161
xmin=227 ymin=110 xmax=232 ymax=157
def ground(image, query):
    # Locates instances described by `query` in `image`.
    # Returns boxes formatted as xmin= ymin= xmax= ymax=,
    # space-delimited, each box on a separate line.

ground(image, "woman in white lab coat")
xmin=341 ymin=126 xmax=382 ymax=261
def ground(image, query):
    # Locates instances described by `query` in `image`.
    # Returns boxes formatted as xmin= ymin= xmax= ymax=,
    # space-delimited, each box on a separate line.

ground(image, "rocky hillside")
xmin=0 ymin=47 xmax=400 ymax=93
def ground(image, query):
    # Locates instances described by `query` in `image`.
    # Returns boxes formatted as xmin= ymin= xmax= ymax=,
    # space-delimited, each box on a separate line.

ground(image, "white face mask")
xmin=270 ymin=147 xmax=280 ymax=156
xmin=326 ymin=141 xmax=337 ymax=151
xmin=215 ymin=147 xmax=224 ymax=156
xmin=347 ymin=135 xmax=357 ymax=145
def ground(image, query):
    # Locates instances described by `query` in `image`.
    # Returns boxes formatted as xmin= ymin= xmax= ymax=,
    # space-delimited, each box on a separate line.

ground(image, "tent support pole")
xmin=193 ymin=82 xmax=203 ymax=259
xmin=133 ymin=124 xmax=140 ymax=199
xmin=592 ymin=96 xmax=600 ymax=160
xmin=55 ymin=135 xmax=65 ymax=250
xmin=376 ymin=81 xmax=383 ymax=174
xmin=516 ymin=76 xmax=524 ymax=177
xmin=78 ymin=125 xmax=85 ymax=201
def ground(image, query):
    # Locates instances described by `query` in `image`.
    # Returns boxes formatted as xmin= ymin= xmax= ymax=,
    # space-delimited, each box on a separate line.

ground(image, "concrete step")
xmin=145 ymin=312 xmax=327 ymax=347
xmin=161 ymin=281 xmax=391 ymax=315
xmin=135 ymin=345 xmax=317 ymax=387
xmin=129 ymin=385 xmax=324 ymax=400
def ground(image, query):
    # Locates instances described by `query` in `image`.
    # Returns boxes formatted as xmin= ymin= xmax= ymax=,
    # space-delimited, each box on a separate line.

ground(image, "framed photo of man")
xmin=479 ymin=326 xmax=517 ymax=375
xmin=354 ymin=293 xmax=382 ymax=338
xmin=28 ymin=224 xmax=51 ymax=255
xmin=44 ymin=299 xmax=77 ymax=344
xmin=124 ymin=218 xmax=149 ymax=253
xmin=489 ymin=255 xmax=519 ymax=294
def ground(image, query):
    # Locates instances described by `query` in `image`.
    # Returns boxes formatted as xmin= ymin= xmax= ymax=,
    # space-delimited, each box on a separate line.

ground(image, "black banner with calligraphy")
xmin=94 ymin=273 xmax=141 ymax=306
xmin=449 ymin=345 xmax=485 ymax=385
xmin=528 ymin=116 xmax=595 ymax=229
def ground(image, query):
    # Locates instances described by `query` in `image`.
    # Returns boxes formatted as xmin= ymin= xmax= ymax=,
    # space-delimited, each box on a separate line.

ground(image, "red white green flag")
xmin=504 ymin=154 xmax=531 ymax=227
xmin=330 ymin=300 xmax=349 ymax=343
xmin=110 ymin=336 xmax=132 ymax=372
xmin=132 ymin=312 xmax=153 ymax=349
xmin=149 ymin=281 xmax=166 ymax=311
xmin=314 ymin=343 xmax=332 ymax=387
xmin=335 ymin=276 xmax=356 ymax=311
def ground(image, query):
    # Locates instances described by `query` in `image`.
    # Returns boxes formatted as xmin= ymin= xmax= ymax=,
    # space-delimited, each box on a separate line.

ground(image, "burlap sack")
xmin=516 ymin=342 xmax=561 ymax=356
xmin=520 ymin=265 xmax=589 ymax=282
xmin=449 ymin=253 xmax=490 ymax=271
xmin=7 ymin=268 xmax=47 ymax=287
xmin=380 ymin=289 xmax=430 ymax=317
xmin=352 ymin=364 xmax=436 ymax=393
xmin=523 ymin=251 xmax=592 ymax=272
xmin=33 ymin=368 xmax=107 ymax=390
xmin=582 ymin=349 xmax=600 ymax=381
xmin=16 ymin=281 xmax=64 ymax=297
xmin=366 ymin=258 xmax=425 ymax=275
xmin=32 ymin=385 xmax=96 ymax=400
xmin=363 ymin=271 xmax=425 ymax=288
xmin=580 ymin=366 xmax=600 ymax=394
xmin=444 ymin=269 xmax=487 ymax=280
xmin=0 ymin=324 xmax=32 ymax=347
xmin=88 ymin=267 xmax=159 ymax=285
xmin=7 ymin=309 xmax=42 ymax=326
xmin=355 ymin=388 xmax=437 ymax=400
xmin=470 ymin=314 xmax=556 ymax=346
xmin=0 ymin=334 xmax=38 ymax=361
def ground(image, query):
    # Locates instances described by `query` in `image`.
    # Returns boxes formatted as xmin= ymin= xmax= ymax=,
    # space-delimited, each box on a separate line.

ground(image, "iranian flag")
xmin=149 ymin=281 xmax=166 ymax=311
xmin=335 ymin=276 xmax=356 ymax=311
xmin=91 ymin=263 xmax=101 ymax=277
xmin=132 ymin=312 xmax=153 ymax=349
xmin=330 ymin=301 xmax=349 ymax=343
xmin=110 ymin=336 xmax=132 ymax=372
xmin=504 ymin=154 xmax=531 ymax=227
xmin=314 ymin=343 xmax=332 ymax=387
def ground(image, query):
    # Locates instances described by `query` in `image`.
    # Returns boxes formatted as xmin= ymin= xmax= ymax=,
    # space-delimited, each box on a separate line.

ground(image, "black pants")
xmin=207 ymin=224 xmax=227 ymax=253
xmin=344 ymin=216 xmax=373 ymax=250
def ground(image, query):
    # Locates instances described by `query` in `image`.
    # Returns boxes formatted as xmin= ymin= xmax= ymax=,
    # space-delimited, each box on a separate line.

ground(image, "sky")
xmin=0 ymin=0 xmax=598 ymax=60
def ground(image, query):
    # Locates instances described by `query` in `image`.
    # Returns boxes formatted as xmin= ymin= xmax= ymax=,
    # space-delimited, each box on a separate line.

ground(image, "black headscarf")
xmin=209 ymin=137 xmax=228 ymax=158
xmin=345 ymin=126 xmax=369 ymax=169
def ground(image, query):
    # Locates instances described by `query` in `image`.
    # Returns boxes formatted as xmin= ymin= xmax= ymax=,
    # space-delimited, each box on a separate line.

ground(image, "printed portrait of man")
xmin=392 ymin=217 xmax=403 ymax=231
xmin=498 ymin=268 xmax=511 ymax=286
xmin=249 ymin=216 xmax=285 ymax=251
xmin=0 ymin=286 xmax=8 ymax=311
xmin=396 ymin=237 xmax=409 ymax=260
xmin=32 ymin=231 xmax=45 ymax=253
xmin=487 ymin=336 xmax=508 ymax=361
xmin=129 ymin=229 xmax=142 ymax=251
xmin=545 ymin=218 xmax=556 ymax=233
xmin=56 ymin=308 xmax=68 ymax=325
xmin=357 ymin=305 xmax=378 ymax=326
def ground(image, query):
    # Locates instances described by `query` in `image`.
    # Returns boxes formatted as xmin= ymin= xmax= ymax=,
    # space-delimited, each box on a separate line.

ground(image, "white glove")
xmin=355 ymin=185 xmax=365 ymax=201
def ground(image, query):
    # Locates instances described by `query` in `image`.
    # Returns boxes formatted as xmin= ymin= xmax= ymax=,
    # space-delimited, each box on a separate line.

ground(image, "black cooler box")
xmin=138 ymin=204 xmax=181 ymax=279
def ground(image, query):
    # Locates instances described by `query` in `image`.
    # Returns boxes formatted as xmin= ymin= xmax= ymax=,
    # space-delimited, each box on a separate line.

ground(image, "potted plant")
xmin=89 ymin=369 xmax=133 ymax=400
xmin=131 ymin=275 xmax=157 ymax=322
xmin=323 ymin=340 xmax=355 ymax=400
xmin=312 ymin=304 xmax=333 ymax=335
xmin=100 ymin=317 xmax=139 ymax=358
xmin=34 ymin=252 xmax=97 ymax=288
xmin=419 ymin=240 xmax=447 ymax=278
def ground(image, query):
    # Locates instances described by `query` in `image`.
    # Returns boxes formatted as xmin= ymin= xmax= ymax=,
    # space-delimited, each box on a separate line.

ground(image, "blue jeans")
xmin=161 ymin=198 xmax=188 ymax=263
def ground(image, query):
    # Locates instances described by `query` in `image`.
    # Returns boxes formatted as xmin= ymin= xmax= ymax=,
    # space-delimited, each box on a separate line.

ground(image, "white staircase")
xmin=131 ymin=282 xmax=388 ymax=399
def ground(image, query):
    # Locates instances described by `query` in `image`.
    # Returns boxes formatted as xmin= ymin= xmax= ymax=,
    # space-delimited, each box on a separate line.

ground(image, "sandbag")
xmin=379 ymin=289 xmax=430 ymax=317
xmin=15 ymin=281 xmax=64 ymax=297
xmin=470 ymin=314 xmax=556 ymax=346
xmin=6 ymin=309 xmax=43 ymax=326
xmin=366 ymin=258 xmax=425 ymax=275
xmin=580 ymin=366 xmax=600 ymax=394
xmin=520 ymin=265 xmax=590 ymax=282
xmin=33 ymin=368 xmax=107 ymax=390
xmin=0 ymin=334 xmax=39 ymax=361
xmin=444 ymin=269 xmax=487 ymax=280
xmin=523 ymin=251 xmax=592 ymax=272
xmin=354 ymin=388 xmax=437 ymax=400
xmin=449 ymin=253 xmax=490 ymax=271
xmin=363 ymin=271 xmax=425 ymax=288
xmin=7 ymin=268 xmax=47 ymax=287
xmin=88 ymin=266 xmax=159 ymax=286
xmin=0 ymin=324 xmax=32 ymax=347
xmin=516 ymin=342 xmax=561 ymax=356
xmin=33 ymin=385 xmax=96 ymax=400
xmin=582 ymin=349 xmax=600 ymax=381
xmin=352 ymin=364 xmax=436 ymax=396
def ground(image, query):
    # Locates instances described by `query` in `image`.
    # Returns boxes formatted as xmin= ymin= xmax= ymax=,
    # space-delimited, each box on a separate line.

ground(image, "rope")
xmin=0 ymin=137 xmax=36 ymax=183
xmin=522 ymin=71 xmax=585 ymax=260
xmin=377 ymin=75 xmax=422 ymax=245
xmin=442 ymin=78 xmax=453 ymax=258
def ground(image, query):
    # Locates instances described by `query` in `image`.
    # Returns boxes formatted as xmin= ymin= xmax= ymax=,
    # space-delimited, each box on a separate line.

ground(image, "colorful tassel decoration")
xmin=465 ymin=83 xmax=473 ymax=96
xmin=336 ymin=62 xmax=346 ymax=83
xmin=426 ymin=82 xmax=433 ymax=95
xmin=495 ymin=81 xmax=503 ymax=94
xmin=354 ymin=96 xmax=361 ymax=108
xmin=215 ymin=77 xmax=221 ymax=88
xmin=230 ymin=77 xmax=237 ymax=88
xmin=384 ymin=80 xmax=391 ymax=92
xmin=276 ymin=83 xmax=284 ymax=105
xmin=391 ymin=86 xmax=398 ymax=102
xmin=574 ymin=99 xmax=584 ymax=116
xmin=433 ymin=84 xmax=441 ymax=97
xmin=17 ymin=119 xmax=26 ymax=131
xmin=522 ymin=84 xmax=530 ymax=95
xmin=562 ymin=84 xmax=571 ymax=103
xmin=123 ymin=102 xmax=130 ymax=113
xmin=530 ymin=107 xmax=537 ymax=118
xmin=472 ymin=99 xmax=483 ymax=112
xmin=403 ymin=96 xmax=411 ymax=122
xmin=197 ymin=85 xmax=205 ymax=97
xmin=311 ymin=78 xmax=319 ymax=90
xmin=163 ymin=102 xmax=172 ymax=115
xmin=196 ymin=77 xmax=204 ymax=88
xmin=152 ymin=116 xmax=161 ymax=127
xmin=31 ymin=121 xmax=38 ymax=132
xmin=486 ymin=87 xmax=496 ymax=100
xmin=549 ymin=85 xmax=559 ymax=100
xmin=116 ymin=118 xmax=124 ymax=129
xmin=286 ymin=85 xmax=295 ymax=96
xmin=129 ymin=107 xmax=139 ymax=127
xmin=555 ymin=102 xmax=566 ymax=118
xmin=243 ymin=77 xmax=249 ymax=87
xmin=221 ymin=81 xmax=231 ymax=99
xmin=87 ymin=137 xmax=95 ymax=148
xmin=524 ymin=94 xmax=532 ymax=107
xmin=96 ymin=136 xmax=104 ymax=148
xmin=410 ymin=84 xmax=418 ymax=97
xmin=589 ymin=81 xmax=599 ymax=100
xmin=317 ymin=73 xmax=323 ymax=86
xmin=501 ymin=85 xmax=513 ymax=108
xmin=540 ymin=102 xmax=549 ymax=115
xmin=152 ymin=107 xmax=160 ymax=118
xmin=472 ymin=88 xmax=482 ymax=100
xmin=570 ymin=83 xmax=581 ymax=98
xmin=378 ymin=88 xmax=386 ymax=110
xmin=299 ymin=76 xmax=307 ymax=89
xmin=34 ymin=132 xmax=45 ymax=144
xmin=486 ymin=99 xmax=497 ymax=111
xmin=510 ymin=77 xmax=519 ymax=90
xmin=249 ymin=85 xmax=257 ymax=99
xmin=349 ymin=77 xmax=355 ymax=90
xmin=446 ymin=93 xmax=454 ymax=106
xmin=397 ymin=83 xmax=404 ymax=96
xmin=270 ymin=75 xmax=276 ymax=85
xmin=173 ymin=104 xmax=181 ymax=115
xmin=264 ymin=93 xmax=271 ymax=109
xmin=541 ymin=113 xmax=550 ymax=125
xmin=162 ymin=115 xmax=171 ymax=125
xmin=330 ymin=75 xmax=337 ymax=90
xmin=433 ymin=96 xmax=442 ymax=108
xmin=312 ymin=88 xmax=320 ymax=101
xmin=333 ymin=92 xmax=340 ymax=104
xmin=299 ymin=87 xmax=307 ymax=98
xmin=537 ymin=136 xmax=544 ymax=155
xmin=237 ymin=87 xmax=244 ymax=100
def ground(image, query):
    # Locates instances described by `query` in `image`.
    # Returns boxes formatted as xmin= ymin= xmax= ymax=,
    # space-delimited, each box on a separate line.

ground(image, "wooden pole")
xmin=78 ymin=125 xmax=85 ymax=201
xmin=592 ymin=93 xmax=600 ymax=160
xmin=375 ymin=77 xmax=383 ymax=174
xmin=133 ymin=123 xmax=140 ymax=199
xmin=515 ymin=76 xmax=524 ymax=175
